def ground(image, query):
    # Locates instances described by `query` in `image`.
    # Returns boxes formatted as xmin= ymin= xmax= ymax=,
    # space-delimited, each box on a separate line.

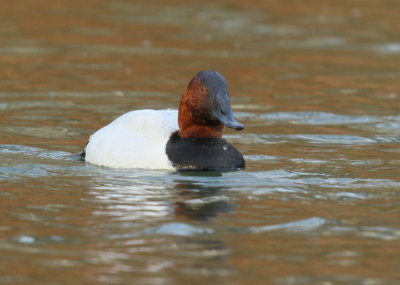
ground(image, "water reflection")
xmin=174 ymin=172 xmax=234 ymax=221
xmin=86 ymin=170 xmax=234 ymax=283
xmin=89 ymin=170 xmax=234 ymax=225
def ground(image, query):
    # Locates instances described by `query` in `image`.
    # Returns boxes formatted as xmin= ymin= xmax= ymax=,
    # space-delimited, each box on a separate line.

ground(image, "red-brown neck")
xmin=178 ymin=76 xmax=223 ymax=139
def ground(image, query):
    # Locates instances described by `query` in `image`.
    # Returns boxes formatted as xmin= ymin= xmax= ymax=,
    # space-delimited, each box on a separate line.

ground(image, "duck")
xmin=82 ymin=70 xmax=245 ymax=171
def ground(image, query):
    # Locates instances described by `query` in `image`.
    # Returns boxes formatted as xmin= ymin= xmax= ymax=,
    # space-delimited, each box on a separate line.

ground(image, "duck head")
xmin=178 ymin=70 xmax=244 ymax=138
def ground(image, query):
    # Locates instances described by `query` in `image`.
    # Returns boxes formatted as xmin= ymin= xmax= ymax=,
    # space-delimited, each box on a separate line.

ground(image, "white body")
xmin=85 ymin=109 xmax=179 ymax=169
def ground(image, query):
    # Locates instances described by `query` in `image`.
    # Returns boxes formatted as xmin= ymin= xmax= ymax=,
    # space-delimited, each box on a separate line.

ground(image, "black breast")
xmin=166 ymin=132 xmax=245 ymax=171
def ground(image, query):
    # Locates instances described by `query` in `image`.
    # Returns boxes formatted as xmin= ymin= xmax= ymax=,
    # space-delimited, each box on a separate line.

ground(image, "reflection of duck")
xmin=82 ymin=71 xmax=245 ymax=171
xmin=174 ymin=174 xmax=233 ymax=221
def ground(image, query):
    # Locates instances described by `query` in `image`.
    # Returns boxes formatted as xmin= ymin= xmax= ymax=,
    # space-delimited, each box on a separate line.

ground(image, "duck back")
xmin=84 ymin=109 xmax=178 ymax=169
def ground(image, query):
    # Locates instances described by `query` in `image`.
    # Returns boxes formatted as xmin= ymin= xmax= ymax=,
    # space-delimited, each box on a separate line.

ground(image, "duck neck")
xmin=178 ymin=105 xmax=223 ymax=139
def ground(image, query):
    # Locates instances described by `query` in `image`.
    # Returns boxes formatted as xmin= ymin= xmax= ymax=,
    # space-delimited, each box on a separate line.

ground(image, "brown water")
xmin=1 ymin=1 xmax=400 ymax=284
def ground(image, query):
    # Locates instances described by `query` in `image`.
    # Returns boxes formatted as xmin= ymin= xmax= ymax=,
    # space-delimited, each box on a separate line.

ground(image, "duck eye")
xmin=201 ymin=87 xmax=207 ymax=93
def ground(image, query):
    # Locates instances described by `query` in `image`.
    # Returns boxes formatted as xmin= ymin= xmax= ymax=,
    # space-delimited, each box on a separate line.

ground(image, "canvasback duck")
xmin=82 ymin=70 xmax=245 ymax=171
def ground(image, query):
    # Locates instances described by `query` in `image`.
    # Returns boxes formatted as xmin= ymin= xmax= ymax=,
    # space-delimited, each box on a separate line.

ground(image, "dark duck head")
xmin=178 ymin=70 xmax=244 ymax=139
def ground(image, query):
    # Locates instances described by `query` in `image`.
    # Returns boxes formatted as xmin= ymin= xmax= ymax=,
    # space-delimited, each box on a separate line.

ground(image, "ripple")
xmin=374 ymin=122 xmax=400 ymax=133
xmin=0 ymin=145 xmax=70 ymax=160
xmin=0 ymin=164 xmax=58 ymax=179
xmin=0 ymin=46 xmax=57 ymax=55
xmin=327 ymin=192 xmax=368 ymax=200
xmin=297 ymin=177 xmax=400 ymax=190
xmin=66 ymin=43 xmax=264 ymax=58
xmin=373 ymin=42 xmax=400 ymax=54
xmin=149 ymin=223 xmax=213 ymax=236
xmin=14 ymin=235 xmax=37 ymax=244
xmin=1 ymin=126 xmax=73 ymax=138
xmin=245 ymin=154 xmax=282 ymax=162
xmin=217 ymin=170 xmax=400 ymax=200
xmin=227 ymin=133 xmax=376 ymax=145
xmin=109 ymin=223 xmax=213 ymax=239
xmin=254 ymin=24 xmax=303 ymax=36
xmin=247 ymin=217 xmax=327 ymax=234
xmin=294 ymin=134 xmax=375 ymax=144
xmin=327 ymin=226 xmax=400 ymax=241
xmin=0 ymin=90 xmax=174 ymax=100
xmin=0 ymin=145 xmax=81 ymax=180
xmin=260 ymin=111 xmax=379 ymax=125
xmin=184 ymin=195 xmax=230 ymax=206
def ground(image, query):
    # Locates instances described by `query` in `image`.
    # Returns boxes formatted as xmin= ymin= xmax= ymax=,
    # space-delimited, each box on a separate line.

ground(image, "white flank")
xmin=85 ymin=109 xmax=179 ymax=169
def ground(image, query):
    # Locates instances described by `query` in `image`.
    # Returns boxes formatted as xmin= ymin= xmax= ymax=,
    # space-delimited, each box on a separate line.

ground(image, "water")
xmin=1 ymin=0 xmax=400 ymax=284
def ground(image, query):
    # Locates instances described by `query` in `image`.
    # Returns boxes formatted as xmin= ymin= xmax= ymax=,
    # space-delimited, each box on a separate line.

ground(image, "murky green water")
xmin=1 ymin=1 xmax=400 ymax=284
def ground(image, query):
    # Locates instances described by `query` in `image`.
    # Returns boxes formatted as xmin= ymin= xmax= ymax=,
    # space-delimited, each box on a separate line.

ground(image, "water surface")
xmin=1 ymin=0 xmax=400 ymax=284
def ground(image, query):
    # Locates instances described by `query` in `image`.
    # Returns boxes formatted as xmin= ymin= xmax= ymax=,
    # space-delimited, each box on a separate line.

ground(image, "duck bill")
xmin=211 ymin=94 xmax=244 ymax=131
xmin=216 ymin=108 xmax=244 ymax=130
